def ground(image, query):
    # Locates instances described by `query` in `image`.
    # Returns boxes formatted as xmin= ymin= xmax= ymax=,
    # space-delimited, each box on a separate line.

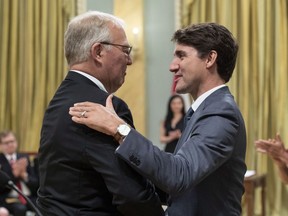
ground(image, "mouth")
xmin=174 ymin=75 xmax=182 ymax=83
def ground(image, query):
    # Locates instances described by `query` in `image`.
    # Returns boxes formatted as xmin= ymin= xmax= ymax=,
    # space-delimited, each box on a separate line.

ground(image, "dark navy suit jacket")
xmin=116 ymin=87 xmax=247 ymax=216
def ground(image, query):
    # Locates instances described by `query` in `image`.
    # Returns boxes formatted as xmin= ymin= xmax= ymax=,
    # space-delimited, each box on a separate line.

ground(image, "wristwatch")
xmin=114 ymin=123 xmax=131 ymax=142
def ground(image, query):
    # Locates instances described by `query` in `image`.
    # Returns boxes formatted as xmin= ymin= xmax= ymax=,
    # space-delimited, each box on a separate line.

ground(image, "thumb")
xmin=106 ymin=94 xmax=115 ymax=112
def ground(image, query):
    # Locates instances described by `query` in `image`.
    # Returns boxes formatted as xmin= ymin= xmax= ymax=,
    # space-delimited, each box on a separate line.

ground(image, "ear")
xmin=91 ymin=43 xmax=103 ymax=60
xmin=206 ymin=50 xmax=217 ymax=69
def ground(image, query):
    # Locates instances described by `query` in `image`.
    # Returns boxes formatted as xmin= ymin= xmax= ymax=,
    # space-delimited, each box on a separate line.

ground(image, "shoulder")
xmin=111 ymin=95 xmax=135 ymax=128
xmin=197 ymin=88 xmax=244 ymax=127
xmin=204 ymin=87 xmax=239 ymax=111
xmin=111 ymin=95 xmax=129 ymax=108
xmin=0 ymin=153 xmax=6 ymax=161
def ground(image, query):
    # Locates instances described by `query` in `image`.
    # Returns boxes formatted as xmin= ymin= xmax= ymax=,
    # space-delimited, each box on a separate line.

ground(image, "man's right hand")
xmin=69 ymin=94 xmax=125 ymax=137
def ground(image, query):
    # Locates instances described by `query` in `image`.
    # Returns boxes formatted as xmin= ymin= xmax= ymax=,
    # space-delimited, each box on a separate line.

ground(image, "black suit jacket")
xmin=116 ymin=87 xmax=247 ymax=216
xmin=0 ymin=153 xmax=39 ymax=203
xmin=38 ymin=71 xmax=164 ymax=216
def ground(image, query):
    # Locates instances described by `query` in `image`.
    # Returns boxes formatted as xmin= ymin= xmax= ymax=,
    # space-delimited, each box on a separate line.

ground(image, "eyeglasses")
xmin=100 ymin=42 xmax=133 ymax=55
xmin=1 ymin=139 xmax=16 ymax=145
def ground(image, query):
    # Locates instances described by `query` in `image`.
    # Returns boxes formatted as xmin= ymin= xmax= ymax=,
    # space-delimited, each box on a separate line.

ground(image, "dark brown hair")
xmin=172 ymin=23 xmax=238 ymax=82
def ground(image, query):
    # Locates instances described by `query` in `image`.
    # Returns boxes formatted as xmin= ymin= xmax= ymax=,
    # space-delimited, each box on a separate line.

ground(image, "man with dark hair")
xmin=70 ymin=22 xmax=247 ymax=216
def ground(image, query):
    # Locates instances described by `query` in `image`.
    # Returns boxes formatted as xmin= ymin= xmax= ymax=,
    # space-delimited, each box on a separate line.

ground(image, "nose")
xmin=169 ymin=59 xmax=179 ymax=73
xmin=127 ymin=55 xmax=133 ymax=65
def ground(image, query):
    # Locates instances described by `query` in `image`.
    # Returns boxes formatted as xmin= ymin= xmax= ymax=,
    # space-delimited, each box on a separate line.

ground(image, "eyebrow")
xmin=174 ymin=50 xmax=187 ymax=57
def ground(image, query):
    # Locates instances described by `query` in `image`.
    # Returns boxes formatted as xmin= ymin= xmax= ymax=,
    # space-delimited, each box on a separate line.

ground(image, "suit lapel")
xmin=174 ymin=110 xmax=199 ymax=153
xmin=173 ymin=87 xmax=231 ymax=154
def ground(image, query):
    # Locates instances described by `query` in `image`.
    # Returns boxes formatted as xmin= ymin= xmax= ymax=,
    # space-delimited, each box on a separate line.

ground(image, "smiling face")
xmin=169 ymin=44 xmax=208 ymax=99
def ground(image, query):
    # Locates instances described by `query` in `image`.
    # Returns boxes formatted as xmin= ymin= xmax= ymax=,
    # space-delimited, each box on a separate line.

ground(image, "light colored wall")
xmin=86 ymin=0 xmax=113 ymax=14
xmin=144 ymin=0 xmax=175 ymax=148
xmin=86 ymin=0 xmax=175 ymax=148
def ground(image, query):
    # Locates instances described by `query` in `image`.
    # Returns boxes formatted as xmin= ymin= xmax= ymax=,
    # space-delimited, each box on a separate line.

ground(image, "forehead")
xmin=174 ymin=43 xmax=196 ymax=52
xmin=1 ymin=133 xmax=15 ymax=141
xmin=171 ymin=97 xmax=182 ymax=103
xmin=109 ymin=24 xmax=127 ymax=42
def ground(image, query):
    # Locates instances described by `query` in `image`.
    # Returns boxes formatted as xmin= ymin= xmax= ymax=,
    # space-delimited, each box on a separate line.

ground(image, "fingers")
xmin=106 ymin=94 xmax=117 ymax=115
xmin=69 ymin=109 xmax=91 ymax=124
xmin=69 ymin=108 xmax=85 ymax=119
xmin=255 ymin=140 xmax=271 ymax=152
xmin=275 ymin=133 xmax=283 ymax=143
xmin=255 ymin=139 xmax=271 ymax=146
xmin=256 ymin=148 xmax=268 ymax=154
xmin=106 ymin=94 xmax=114 ymax=109
xmin=71 ymin=116 xmax=88 ymax=124
xmin=69 ymin=101 xmax=100 ymax=118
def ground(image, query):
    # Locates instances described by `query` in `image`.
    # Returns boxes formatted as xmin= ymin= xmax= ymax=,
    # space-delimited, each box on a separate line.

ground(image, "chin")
xmin=175 ymin=87 xmax=186 ymax=94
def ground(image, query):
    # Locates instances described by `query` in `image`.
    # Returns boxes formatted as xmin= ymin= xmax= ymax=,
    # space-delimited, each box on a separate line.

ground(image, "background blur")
xmin=1 ymin=0 xmax=288 ymax=215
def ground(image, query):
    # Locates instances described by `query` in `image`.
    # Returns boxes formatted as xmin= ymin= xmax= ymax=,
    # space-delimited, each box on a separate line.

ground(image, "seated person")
xmin=0 ymin=130 xmax=39 ymax=216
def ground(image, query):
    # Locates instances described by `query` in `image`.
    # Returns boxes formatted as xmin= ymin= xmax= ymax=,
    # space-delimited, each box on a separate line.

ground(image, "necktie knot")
xmin=184 ymin=108 xmax=194 ymax=127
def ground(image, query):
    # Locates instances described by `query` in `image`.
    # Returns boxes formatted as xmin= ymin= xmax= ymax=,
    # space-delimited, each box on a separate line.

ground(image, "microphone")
xmin=0 ymin=170 xmax=43 ymax=216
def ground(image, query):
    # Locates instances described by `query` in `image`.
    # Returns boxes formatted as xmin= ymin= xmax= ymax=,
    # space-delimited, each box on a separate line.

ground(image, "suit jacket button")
xmin=129 ymin=155 xmax=135 ymax=161
xmin=135 ymin=160 xmax=140 ymax=166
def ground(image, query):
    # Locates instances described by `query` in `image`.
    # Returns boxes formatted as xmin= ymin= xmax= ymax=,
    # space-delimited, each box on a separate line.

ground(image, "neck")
xmin=70 ymin=61 xmax=99 ymax=78
xmin=193 ymin=78 xmax=225 ymax=100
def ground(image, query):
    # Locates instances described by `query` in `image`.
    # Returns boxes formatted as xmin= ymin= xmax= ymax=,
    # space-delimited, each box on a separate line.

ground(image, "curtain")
xmin=0 ymin=0 xmax=77 ymax=152
xmin=181 ymin=0 xmax=288 ymax=215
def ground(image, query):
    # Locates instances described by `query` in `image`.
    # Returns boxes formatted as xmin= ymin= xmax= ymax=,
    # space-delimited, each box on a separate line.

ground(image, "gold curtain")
xmin=0 ymin=0 xmax=77 ymax=152
xmin=181 ymin=0 xmax=288 ymax=215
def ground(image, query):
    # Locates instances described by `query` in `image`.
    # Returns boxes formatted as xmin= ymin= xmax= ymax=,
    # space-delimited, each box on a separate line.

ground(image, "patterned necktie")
xmin=184 ymin=107 xmax=194 ymax=128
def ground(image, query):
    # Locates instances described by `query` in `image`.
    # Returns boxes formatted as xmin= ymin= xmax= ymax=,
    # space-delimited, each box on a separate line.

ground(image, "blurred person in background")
xmin=0 ymin=130 xmax=39 ymax=216
xmin=157 ymin=94 xmax=186 ymax=204
xmin=160 ymin=94 xmax=186 ymax=153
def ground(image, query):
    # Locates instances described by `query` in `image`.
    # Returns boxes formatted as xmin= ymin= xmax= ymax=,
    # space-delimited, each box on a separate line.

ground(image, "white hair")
xmin=64 ymin=11 xmax=125 ymax=66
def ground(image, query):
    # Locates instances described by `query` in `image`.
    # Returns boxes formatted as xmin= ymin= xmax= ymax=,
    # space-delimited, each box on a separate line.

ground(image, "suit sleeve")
xmin=116 ymin=101 xmax=242 ymax=195
xmin=87 ymin=97 xmax=164 ymax=216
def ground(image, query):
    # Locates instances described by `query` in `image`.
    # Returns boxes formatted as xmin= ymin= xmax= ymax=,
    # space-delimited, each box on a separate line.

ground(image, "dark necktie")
xmin=184 ymin=107 xmax=194 ymax=128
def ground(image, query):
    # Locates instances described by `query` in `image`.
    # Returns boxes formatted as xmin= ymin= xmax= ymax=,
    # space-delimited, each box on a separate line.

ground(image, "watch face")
xmin=118 ymin=124 xmax=130 ymax=136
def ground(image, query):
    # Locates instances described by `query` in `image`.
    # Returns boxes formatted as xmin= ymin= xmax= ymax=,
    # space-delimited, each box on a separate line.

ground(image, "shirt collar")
xmin=5 ymin=153 xmax=16 ymax=162
xmin=70 ymin=70 xmax=108 ymax=93
xmin=191 ymin=84 xmax=226 ymax=111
